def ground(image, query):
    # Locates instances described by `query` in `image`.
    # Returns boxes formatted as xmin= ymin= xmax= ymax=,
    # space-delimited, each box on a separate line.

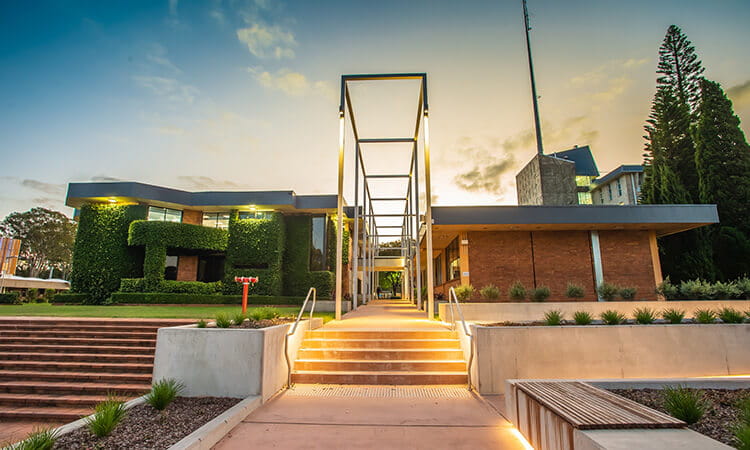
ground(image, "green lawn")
xmin=0 ymin=303 xmax=334 ymax=321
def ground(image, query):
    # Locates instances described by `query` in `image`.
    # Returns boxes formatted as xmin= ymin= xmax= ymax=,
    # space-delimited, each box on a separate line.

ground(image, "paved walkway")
xmin=214 ymin=300 xmax=529 ymax=450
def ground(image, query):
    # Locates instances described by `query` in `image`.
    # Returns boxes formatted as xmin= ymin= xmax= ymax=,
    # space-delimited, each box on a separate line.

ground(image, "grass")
xmin=633 ymin=307 xmax=656 ymax=324
xmin=0 ymin=303 xmax=334 ymax=322
xmin=662 ymin=385 xmax=707 ymax=425
xmin=718 ymin=307 xmax=745 ymax=324
xmin=231 ymin=311 xmax=246 ymax=326
xmin=694 ymin=308 xmax=717 ymax=324
xmin=662 ymin=308 xmax=686 ymax=324
xmin=543 ymin=310 xmax=563 ymax=326
xmin=573 ymin=311 xmax=593 ymax=325
xmin=86 ymin=395 xmax=128 ymax=437
xmin=145 ymin=378 xmax=185 ymax=411
xmin=214 ymin=313 xmax=231 ymax=328
xmin=248 ymin=306 xmax=280 ymax=321
xmin=600 ymin=309 xmax=626 ymax=325
xmin=16 ymin=427 xmax=58 ymax=450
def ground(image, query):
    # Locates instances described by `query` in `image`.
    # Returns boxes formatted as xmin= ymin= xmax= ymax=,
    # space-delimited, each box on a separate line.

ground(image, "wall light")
xmin=108 ymin=198 xmax=118 ymax=203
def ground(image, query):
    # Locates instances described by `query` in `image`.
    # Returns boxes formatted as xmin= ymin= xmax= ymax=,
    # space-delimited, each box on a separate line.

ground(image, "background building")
xmin=591 ymin=165 xmax=645 ymax=205
xmin=516 ymin=145 xmax=600 ymax=205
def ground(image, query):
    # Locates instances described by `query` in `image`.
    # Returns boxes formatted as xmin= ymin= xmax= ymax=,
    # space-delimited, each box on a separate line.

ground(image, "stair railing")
xmin=284 ymin=287 xmax=317 ymax=389
xmin=447 ymin=286 xmax=474 ymax=391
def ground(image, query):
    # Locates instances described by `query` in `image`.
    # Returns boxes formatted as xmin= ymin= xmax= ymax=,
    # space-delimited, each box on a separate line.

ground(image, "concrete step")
xmin=0 ymin=336 xmax=156 ymax=347
xmin=305 ymin=330 xmax=457 ymax=339
xmin=0 ymin=318 xmax=192 ymax=327
xmin=297 ymin=348 xmax=464 ymax=361
xmin=0 ymin=330 xmax=156 ymax=339
xmin=0 ymin=370 xmax=151 ymax=384
xmin=0 ymin=380 xmax=151 ymax=396
xmin=291 ymin=370 xmax=468 ymax=385
xmin=0 ymin=406 xmax=93 ymax=421
xmin=0 ymin=360 xmax=152 ymax=373
xmin=0 ymin=344 xmax=155 ymax=354
xmin=294 ymin=359 xmax=467 ymax=372
xmin=301 ymin=338 xmax=461 ymax=349
xmin=0 ymin=393 xmax=133 ymax=408
xmin=0 ymin=352 xmax=154 ymax=363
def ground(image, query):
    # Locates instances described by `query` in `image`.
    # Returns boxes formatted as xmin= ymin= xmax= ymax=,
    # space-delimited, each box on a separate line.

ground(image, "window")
xmin=577 ymin=192 xmax=592 ymax=205
xmin=310 ymin=215 xmax=327 ymax=271
xmin=444 ymin=237 xmax=460 ymax=281
xmin=148 ymin=206 xmax=182 ymax=223
xmin=433 ymin=254 xmax=443 ymax=286
xmin=202 ymin=212 xmax=230 ymax=229
xmin=164 ymin=255 xmax=178 ymax=280
xmin=198 ymin=255 xmax=225 ymax=282
xmin=616 ymin=179 xmax=622 ymax=196
xmin=607 ymin=184 xmax=613 ymax=201
xmin=238 ymin=211 xmax=272 ymax=220
xmin=575 ymin=176 xmax=593 ymax=188
xmin=599 ymin=191 xmax=604 ymax=203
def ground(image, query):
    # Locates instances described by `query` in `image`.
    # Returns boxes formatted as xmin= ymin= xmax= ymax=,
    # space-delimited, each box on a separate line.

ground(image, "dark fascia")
xmin=593 ymin=165 xmax=644 ymax=187
xmin=430 ymin=204 xmax=719 ymax=226
xmin=66 ymin=182 xmax=338 ymax=210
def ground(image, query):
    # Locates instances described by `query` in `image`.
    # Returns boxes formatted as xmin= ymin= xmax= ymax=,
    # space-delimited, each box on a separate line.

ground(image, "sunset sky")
xmin=1 ymin=0 xmax=749 ymax=219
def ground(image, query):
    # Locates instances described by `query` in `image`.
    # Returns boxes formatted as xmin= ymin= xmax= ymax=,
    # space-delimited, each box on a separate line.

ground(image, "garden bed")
xmin=219 ymin=317 xmax=294 ymax=328
xmin=609 ymin=388 xmax=750 ymax=448
xmin=53 ymin=397 xmax=241 ymax=450
xmin=481 ymin=319 xmax=749 ymax=326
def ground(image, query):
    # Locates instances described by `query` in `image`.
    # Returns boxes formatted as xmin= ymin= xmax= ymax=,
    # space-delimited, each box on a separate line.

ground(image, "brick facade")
xmin=177 ymin=255 xmax=198 ymax=281
xmin=598 ymin=230 xmax=657 ymax=301
xmin=182 ymin=209 xmax=202 ymax=225
xmin=467 ymin=231 xmax=535 ymax=301
xmin=531 ymin=231 xmax=598 ymax=302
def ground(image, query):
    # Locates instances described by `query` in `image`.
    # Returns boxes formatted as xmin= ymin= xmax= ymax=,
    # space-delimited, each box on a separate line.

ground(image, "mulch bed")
xmin=230 ymin=317 xmax=294 ymax=328
xmin=609 ymin=388 xmax=750 ymax=447
xmin=54 ymin=397 xmax=241 ymax=450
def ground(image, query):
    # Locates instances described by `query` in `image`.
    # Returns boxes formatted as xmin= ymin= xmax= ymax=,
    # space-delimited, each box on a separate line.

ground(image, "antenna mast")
xmin=523 ymin=0 xmax=544 ymax=155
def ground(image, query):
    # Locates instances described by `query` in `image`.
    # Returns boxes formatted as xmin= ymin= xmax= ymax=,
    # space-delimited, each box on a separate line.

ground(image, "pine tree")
xmin=657 ymin=25 xmax=705 ymax=111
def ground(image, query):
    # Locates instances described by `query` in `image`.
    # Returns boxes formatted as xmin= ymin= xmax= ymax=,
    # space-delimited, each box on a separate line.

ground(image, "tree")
xmin=657 ymin=25 xmax=705 ymax=111
xmin=0 ymin=208 xmax=76 ymax=278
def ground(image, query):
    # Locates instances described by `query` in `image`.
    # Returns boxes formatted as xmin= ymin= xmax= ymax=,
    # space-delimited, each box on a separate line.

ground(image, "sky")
xmin=1 ymin=0 xmax=749 ymax=219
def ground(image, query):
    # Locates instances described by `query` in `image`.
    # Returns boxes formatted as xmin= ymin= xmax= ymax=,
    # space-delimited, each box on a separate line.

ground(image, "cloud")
xmin=132 ymin=76 xmax=199 ymax=103
xmin=154 ymin=126 xmax=187 ymax=135
xmin=248 ymin=68 xmax=335 ymax=99
xmin=21 ymin=180 xmax=65 ymax=195
xmin=728 ymin=80 xmax=750 ymax=108
xmin=568 ymin=58 xmax=647 ymax=105
xmin=570 ymin=58 xmax=648 ymax=85
xmin=236 ymin=23 xmax=296 ymax=59
xmin=451 ymin=138 xmax=519 ymax=195
xmin=90 ymin=176 xmax=122 ymax=182
xmin=146 ymin=44 xmax=181 ymax=74
xmin=591 ymin=77 xmax=633 ymax=103
xmin=176 ymin=176 xmax=239 ymax=189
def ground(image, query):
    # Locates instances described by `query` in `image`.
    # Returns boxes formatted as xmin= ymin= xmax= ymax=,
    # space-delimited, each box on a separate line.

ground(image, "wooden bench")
xmin=509 ymin=381 xmax=685 ymax=450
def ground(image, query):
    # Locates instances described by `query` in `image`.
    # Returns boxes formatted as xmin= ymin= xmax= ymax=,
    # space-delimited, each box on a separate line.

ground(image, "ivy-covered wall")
xmin=70 ymin=204 xmax=147 ymax=303
xmin=283 ymin=215 xmax=343 ymax=298
xmin=223 ymin=211 xmax=285 ymax=296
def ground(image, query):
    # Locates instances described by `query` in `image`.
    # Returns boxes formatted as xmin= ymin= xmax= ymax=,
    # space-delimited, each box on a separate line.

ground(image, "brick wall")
xmin=467 ymin=231 xmax=535 ymax=302
xmin=531 ymin=231 xmax=597 ymax=301
xmin=598 ymin=230 xmax=657 ymax=301
xmin=177 ymin=255 xmax=198 ymax=281
xmin=182 ymin=210 xmax=202 ymax=225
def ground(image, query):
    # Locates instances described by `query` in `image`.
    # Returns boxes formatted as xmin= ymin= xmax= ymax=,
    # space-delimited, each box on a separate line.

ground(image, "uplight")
xmin=108 ymin=198 xmax=118 ymax=203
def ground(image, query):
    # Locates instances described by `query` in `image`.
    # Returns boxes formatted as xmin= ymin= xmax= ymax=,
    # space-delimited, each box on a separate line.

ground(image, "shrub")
xmin=656 ymin=276 xmax=679 ymax=300
xmin=737 ymin=277 xmax=750 ymax=300
xmin=232 ymin=311 xmax=246 ymax=326
xmin=543 ymin=310 xmax=563 ymax=326
xmin=573 ymin=311 xmax=593 ymax=325
xmin=565 ymin=283 xmax=585 ymax=298
xmin=0 ymin=292 xmax=21 ymax=304
xmin=196 ymin=319 xmax=207 ymax=328
xmin=215 ymin=313 xmax=231 ymax=328
xmin=718 ymin=307 xmax=745 ymax=324
xmin=738 ymin=396 xmax=750 ymax=425
xmin=26 ymin=288 xmax=39 ymax=302
xmin=713 ymin=281 xmax=742 ymax=299
xmin=479 ymin=284 xmax=500 ymax=300
xmin=597 ymin=282 xmax=619 ymax=301
xmin=600 ymin=309 xmax=626 ymax=325
xmin=119 ymin=278 xmax=145 ymax=293
xmin=662 ymin=308 xmax=686 ymax=324
xmin=734 ymin=424 xmax=750 ymax=450
xmin=530 ymin=286 xmax=551 ymax=302
xmin=508 ymin=281 xmax=526 ymax=301
xmin=694 ymin=309 xmax=717 ymax=324
xmin=43 ymin=289 xmax=55 ymax=302
xmin=454 ymin=284 xmax=474 ymax=302
xmin=679 ymin=279 xmax=715 ymax=299
xmin=145 ymin=378 xmax=185 ymax=411
xmin=86 ymin=395 xmax=128 ymax=437
xmin=633 ymin=307 xmax=656 ymax=324
xmin=51 ymin=293 xmax=89 ymax=304
xmin=662 ymin=385 xmax=707 ymax=425
xmin=17 ymin=427 xmax=58 ymax=450
xmin=248 ymin=307 xmax=280 ymax=321
xmin=619 ymin=287 xmax=637 ymax=300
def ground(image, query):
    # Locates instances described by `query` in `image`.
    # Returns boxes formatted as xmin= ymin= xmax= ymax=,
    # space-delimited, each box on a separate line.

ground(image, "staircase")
xmin=0 ymin=317 xmax=192 ymax=422
xmin=292 ymin=328 xmax=468 ymax=385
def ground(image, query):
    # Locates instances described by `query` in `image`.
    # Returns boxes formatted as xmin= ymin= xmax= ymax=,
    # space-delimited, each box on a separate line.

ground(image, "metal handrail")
xmin=447 ymin=286 xmax=474 ymax=391
xmin=284 ymin=287 xmax=316 ymax=389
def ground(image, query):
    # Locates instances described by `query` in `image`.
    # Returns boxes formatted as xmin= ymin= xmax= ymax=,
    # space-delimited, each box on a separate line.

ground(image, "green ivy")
xmin=283 ymin=215 xmax=334 ymax=298
xmin=70 ymin=204 xmax=147 ymax=303
xmin=128 ymin=220 xmax=228 ymax=250
xmin=326 ymin=215 xmax=350 ymax=269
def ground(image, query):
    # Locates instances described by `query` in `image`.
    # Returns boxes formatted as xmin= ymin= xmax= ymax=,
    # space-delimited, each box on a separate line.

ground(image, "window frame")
xmin=444 ymin=237 xmax=460 ymax=282
xmin=309 ymin=215 xmax=328 ymax=271
xmin=147 ymin=206 xmax=183 ymax=223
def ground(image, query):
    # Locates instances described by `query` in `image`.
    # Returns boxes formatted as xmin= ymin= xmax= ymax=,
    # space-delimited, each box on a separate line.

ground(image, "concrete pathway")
xmin=214 ymin=300 xmax=530 ymax=449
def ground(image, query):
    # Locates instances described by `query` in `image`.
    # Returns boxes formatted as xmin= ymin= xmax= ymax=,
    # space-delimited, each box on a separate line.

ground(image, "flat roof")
xmin=66 ymin=182 xmax=340 ymax=213
xmin=421 ymin=204 xmax=718 ymax=246
xmin=593 ymin=164 xmax=644 ymax=187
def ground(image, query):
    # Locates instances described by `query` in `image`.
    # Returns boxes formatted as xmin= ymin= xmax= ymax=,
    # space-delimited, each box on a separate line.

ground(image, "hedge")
xmin=120 ymin=279 xmax=222 ymax=294
xmin=0 ymin=292 xmax=21 ymax=304
xmin=326 ymin=215 xmax=350 ymax=268
xmin=283 ymin=215 xmax=335 ymax=297
xmin=70 ymin=204 xmax=147 ymax=303
xmin=51 ymin=293 xmax=90 ymax=304
xmin=223 ymin=211 xmax=284 ymax=296
xmin=128 ymin=220 xmax=228 ymax=250
xmin=109 ymin=293 xmax=312 ymax=305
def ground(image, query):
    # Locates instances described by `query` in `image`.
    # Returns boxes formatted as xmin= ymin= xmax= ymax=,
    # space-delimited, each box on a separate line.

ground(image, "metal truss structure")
xmin=334 ymin=73 xmax=435 ymax=321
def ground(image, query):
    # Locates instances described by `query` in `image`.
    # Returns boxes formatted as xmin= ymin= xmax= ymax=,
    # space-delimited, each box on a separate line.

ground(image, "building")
xmin=516 ymin=145 xmax=600 ymax=205
xmin=65 ymin=182 xmax=351 ymax=299
xmin=421 ymin=204 xmax=718 ymax=302
xmin=591 ymin=165 xmax=644 ymax=205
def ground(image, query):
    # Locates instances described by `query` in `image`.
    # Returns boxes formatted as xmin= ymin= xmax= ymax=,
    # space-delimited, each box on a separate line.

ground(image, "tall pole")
xmin=424 ymin=109 xmax=435 ymax=320
xmin=523 ymin=0 xmax=544 ymax=155
xmin=351 ymin=143 xmax=360 ymax=311
xmin=335 ymin=108 xmax=345 ymax=320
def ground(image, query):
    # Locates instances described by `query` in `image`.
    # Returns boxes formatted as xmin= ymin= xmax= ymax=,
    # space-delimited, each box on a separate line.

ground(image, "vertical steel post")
xmin=523 ymin=0 xmax=544 ymax=155
xmin=335 ymin=109 xmax=345 ymax=321
xmin=351 ymin=143 xmax=360 ymax=310
xmin=414 ymin=142 xmax=422 ymax=310
xmin=424 ymin=110 xmax=435 ymax=319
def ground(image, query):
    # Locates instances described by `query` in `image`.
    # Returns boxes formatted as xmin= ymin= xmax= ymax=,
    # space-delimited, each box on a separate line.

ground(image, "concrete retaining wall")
xmin=153 ymin=318 xmax=322 ymax=400
xmin=474 ymin=323 xmax=750 ymax=395
xmin=440 ymin=300 xmax=750 ymax=323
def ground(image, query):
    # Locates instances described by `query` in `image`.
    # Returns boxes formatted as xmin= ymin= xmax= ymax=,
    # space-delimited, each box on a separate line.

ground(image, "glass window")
xmin=202 ymin=212 xmax=230 ymax=229
xmin=238 ymin=211 xmax=272 ymax=220
xmin=444 ymin=238 xmax=460 ymax=281
xmin=310 ymin=215 xmax=327 ymax=271
xmin=599 ymin=191 xmax=604 ymax=203
xmin=165 ymin=255 xmax=178 ymax=280
xmin=577 ymin=192 xmax=592 ymax=205
xmin=607 ymin=184 xmax=613 ymax=201
xmin=148 ymin=206 xmax=183 ymax=222
xmin=434 ymin=254 xmax=443 ymax=286
xmin=616 ymin=179 xmax=623 ymax=196
xmin=575 ymin=176 xmax=593 ymax=187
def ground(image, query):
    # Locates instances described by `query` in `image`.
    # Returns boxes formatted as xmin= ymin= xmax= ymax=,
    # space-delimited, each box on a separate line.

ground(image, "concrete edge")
xmin=168 ymin=395 xmax=262 ymax=450
xmin=507 ymin=377 xmax=750 ymax=390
